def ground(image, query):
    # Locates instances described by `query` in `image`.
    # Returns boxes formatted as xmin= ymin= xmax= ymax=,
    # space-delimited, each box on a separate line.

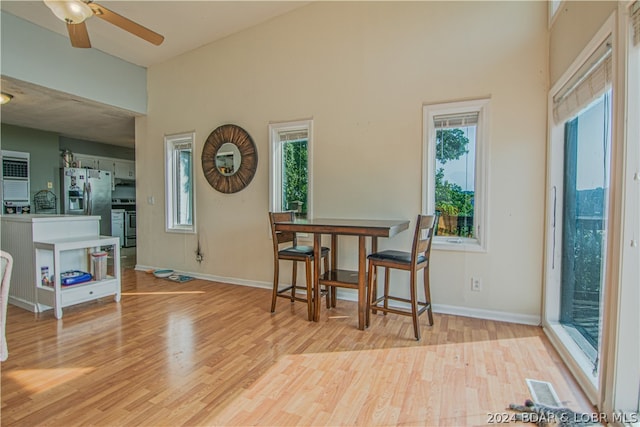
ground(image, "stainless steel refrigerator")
xmin=60 ymin=167 xmax=112 ymax=236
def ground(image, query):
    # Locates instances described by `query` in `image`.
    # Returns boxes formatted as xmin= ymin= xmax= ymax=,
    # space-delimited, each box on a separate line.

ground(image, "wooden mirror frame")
xmin=201 ymin=124 xmax=258 ymax=194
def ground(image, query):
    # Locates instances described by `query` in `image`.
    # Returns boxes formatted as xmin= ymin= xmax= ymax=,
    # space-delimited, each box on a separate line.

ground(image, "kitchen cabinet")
xmin=71 ymin=154 xmax=135 ymax=180
xmin=114 ymin=159 xmax=135 ymax=180
xmin=72 ymin=153 xmax=97 ymax=169
xmin=34 ymin=236 xmax=120 ymax=319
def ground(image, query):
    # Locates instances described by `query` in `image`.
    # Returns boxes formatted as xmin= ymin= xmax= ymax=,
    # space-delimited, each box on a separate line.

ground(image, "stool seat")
xmin=367 ymin=250 xmax=426 ymax=265
xmin=279 ymin=246 xmax=329 ymax=258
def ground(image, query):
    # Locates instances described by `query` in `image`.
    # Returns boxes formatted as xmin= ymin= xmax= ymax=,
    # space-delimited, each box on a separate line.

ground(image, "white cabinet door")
xmin=127 ymin=161 xmax=135 ymax=179
xmin=73 ymin=154 xmax=95 ymax=169
xmin=95 ymin=158 xmax=113 ymax=173
xmin=114 ymin=160 xmax=135 ymax=179
xmin=71 ymin=155 xmax=134 ymax=179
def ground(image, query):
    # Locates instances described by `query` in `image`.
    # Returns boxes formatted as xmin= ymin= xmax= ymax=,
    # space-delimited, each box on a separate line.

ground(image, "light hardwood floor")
xmin=1 ymin=269 xmax=592 ymax=426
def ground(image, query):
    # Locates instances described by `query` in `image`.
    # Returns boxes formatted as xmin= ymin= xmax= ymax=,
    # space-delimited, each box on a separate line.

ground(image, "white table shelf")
xmin=34 ymin=236 xmax=121 ymax=319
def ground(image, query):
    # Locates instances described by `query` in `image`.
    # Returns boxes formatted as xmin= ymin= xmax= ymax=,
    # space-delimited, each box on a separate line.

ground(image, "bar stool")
xmin=367 ymin=215 xmax=436 ymax=340
xmin=269 ymin=211 xmax=329 ymax=320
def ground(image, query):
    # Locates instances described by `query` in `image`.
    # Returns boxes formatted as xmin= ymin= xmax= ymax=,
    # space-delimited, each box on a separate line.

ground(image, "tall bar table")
xmin=273 ymin=217 xmax=410 ymax=330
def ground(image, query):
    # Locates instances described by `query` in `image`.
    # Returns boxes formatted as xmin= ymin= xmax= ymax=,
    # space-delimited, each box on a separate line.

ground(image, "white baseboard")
xmin=135 ymin=265 xmax=272 ymax=290
xmin=432 ymin=303 xmax=541 ymax=326
xmin=8 ymin=296 xmax=37 ymax=313
xmin=329 ymin=289 xmax=540 ymax=325
xmin=135 ymin=265 xmax=540 ymax=326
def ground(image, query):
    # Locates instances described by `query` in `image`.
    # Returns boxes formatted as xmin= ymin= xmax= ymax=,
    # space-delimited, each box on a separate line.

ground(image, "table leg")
xmin=313 ymin=233 xmax=322 ymax=322
xmin=331 ymin=234 xmax=338 ymax=307
xmin=357 ymin=235 xmax=366 ymax=330
xmin=366 ymin=237 xmax=378 ymax=327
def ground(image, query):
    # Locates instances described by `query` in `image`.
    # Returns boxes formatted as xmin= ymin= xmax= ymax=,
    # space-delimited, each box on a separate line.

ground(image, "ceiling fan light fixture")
xmin=1 ymin=93 xmax=14 ymax=105
xmin=44 ymin=0 xmax=93 ymax=24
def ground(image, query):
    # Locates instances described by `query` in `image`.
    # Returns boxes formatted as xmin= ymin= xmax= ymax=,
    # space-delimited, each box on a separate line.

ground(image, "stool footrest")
xmin=371 ymin=295 xmax=430 ymax=317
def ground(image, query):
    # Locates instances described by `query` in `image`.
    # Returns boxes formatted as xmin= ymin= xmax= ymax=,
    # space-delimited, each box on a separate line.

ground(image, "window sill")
xmin=166 ymin=227 xmax=196 ymax=234
xmin=432 ymin=238 xmax=486 ymax=253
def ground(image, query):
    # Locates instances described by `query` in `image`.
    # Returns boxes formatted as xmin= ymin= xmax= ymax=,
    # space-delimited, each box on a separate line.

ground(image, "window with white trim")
xmin=423 ymin=98 xmax=490 ymax=251
xmin=269 ymin=120 xmax=313 ymax=218
xmin=165 ymin=132 xmax=195 ymax=232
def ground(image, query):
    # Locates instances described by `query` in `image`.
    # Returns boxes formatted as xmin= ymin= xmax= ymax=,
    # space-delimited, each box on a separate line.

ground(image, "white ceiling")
xmin=0 ymin=0 xmax=309 ymax=147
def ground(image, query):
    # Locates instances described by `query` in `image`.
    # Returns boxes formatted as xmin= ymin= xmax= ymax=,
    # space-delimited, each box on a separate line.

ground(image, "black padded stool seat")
xmin=367 ymin=250 xmax=426 ymax=265
xmin=279 ymin=246 xmax=330 ymax=257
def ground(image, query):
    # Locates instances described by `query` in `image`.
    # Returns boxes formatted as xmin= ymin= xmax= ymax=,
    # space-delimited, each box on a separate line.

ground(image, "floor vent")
xmin=526 ymin=378 xmax=562 ymax=407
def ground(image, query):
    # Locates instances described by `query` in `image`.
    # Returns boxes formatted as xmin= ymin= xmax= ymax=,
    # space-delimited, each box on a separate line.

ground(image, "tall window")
xmin=560 ymin=89 xmax=611 ymax=364
xmin=165 ymin=132 xmax=195 ymax=232
xmin=269 ymin=120 xmax=313 ymax=218
xmin=423 ymin=98 xmax=489 ymax=251
xmin=544 ymin=28 xmax=613 ymax=399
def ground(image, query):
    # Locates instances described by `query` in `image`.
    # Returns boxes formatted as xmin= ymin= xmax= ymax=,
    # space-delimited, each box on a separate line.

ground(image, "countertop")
xmin=1 ymin=214 xmax=101 ymax=223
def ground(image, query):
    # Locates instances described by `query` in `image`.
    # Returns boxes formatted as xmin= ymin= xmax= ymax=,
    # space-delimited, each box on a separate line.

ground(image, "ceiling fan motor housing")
xmin=44 ymin=0 xmax=93 ymax=24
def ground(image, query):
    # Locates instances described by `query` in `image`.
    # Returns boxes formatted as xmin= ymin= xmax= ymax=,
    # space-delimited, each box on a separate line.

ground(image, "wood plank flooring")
xmin=1 ymin=269 xmax=592 ymax=426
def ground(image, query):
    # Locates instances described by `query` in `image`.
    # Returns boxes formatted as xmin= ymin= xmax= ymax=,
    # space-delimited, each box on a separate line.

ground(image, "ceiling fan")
xmin=43 ymin=0 xmax=164 ymax=48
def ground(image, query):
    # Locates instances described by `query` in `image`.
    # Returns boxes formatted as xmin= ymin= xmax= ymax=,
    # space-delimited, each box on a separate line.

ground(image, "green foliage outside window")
xmin=282 ymin=141 xmax=308 ymax=215
xmin=435 ymin=129 xmax=474 ymax=236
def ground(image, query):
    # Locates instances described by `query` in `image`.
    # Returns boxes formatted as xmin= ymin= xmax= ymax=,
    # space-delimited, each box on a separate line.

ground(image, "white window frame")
xmin=603 ymin=2 xmax=639 ymax=417
xmin=268 ymin=119 xmax=314 ymax=217
xmin=422 ymin=98 xmax=490 ymax=252
xmin=165 ymin=132 xmax=196 ymax=233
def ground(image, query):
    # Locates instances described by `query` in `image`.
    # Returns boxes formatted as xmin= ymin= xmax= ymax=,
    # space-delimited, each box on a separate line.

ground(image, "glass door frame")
xmin=543 ymin=13 xmax=617 ymax=405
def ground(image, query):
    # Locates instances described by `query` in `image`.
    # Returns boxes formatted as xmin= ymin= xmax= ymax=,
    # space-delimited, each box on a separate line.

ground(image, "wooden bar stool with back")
xmin=367 ymin=214 xmax=436 ymax=340
xmin=269 ymin=211 xmax=330 ymax=321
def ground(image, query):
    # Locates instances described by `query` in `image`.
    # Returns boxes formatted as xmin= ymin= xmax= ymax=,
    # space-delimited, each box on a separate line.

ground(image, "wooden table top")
xmin=273 ymin=217 xmax=410 ymax=238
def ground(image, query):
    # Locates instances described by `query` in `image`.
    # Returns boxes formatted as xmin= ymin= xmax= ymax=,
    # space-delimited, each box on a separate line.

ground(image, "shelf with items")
xmin=34 ymin=236 xmax=121 ymax=319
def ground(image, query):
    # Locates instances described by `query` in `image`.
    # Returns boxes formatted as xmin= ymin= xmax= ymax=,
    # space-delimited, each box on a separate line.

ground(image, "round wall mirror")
xmin=202 ymin=124 xmax=257 ymax=193
xmin=215 ymin=142 xmax=241 ymax=176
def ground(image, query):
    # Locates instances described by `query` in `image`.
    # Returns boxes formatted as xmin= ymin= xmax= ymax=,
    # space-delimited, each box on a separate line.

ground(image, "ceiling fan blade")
xmin=88 ymin=2 xmax=164 ymax=46
xmin=67 ymin=22 xmax=91 ymax=48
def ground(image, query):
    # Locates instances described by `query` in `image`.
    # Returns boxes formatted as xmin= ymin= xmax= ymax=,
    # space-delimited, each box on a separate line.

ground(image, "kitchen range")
xmin=111 ymin=198 xmax=136 ymax=247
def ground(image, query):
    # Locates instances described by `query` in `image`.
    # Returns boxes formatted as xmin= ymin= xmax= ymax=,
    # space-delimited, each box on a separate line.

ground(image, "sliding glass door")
xmin=544 ymin=27 xmax=613 ymax=399
xmin=559 ymin=91 xmax=611 ymax=371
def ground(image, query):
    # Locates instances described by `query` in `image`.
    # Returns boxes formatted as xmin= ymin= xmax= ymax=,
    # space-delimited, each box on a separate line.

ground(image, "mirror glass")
xmin=215 ymin=142 xmax=242 ymax=176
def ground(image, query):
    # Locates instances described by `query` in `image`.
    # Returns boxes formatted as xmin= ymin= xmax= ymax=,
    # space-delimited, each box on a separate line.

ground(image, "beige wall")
xmin=137 ymin=1 xmax=548 ymax=320
xmin=549 ymin=1 xmax=617 ymax=86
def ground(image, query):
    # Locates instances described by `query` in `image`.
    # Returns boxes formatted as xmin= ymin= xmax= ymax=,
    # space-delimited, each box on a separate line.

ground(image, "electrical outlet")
xmin=471 ymin=277 xmax=482 ymax=292
xmin=47 ymin=181 xmax=53 ymax=189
